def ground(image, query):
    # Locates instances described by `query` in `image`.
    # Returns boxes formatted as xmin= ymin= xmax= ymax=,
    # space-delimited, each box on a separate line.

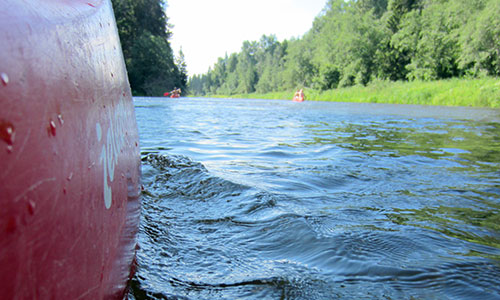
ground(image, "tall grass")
xmin=209 ymin=77 xmax=500 ymax=108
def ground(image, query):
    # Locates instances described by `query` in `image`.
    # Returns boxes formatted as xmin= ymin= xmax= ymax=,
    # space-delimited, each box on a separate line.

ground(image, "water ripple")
xmin=131 ymin=98 xmax=500 ymax=300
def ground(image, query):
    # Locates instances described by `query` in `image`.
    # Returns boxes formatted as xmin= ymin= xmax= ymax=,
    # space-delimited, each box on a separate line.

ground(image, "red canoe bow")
xmin=0 ymin=1 xmax=141 ymax=299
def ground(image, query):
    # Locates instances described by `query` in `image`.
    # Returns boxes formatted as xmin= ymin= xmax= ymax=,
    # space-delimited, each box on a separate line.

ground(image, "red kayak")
xmin=163 ymin=92 xmax=180 ymax=98
xmin=0 ymin=1 xmax=141 ymax=299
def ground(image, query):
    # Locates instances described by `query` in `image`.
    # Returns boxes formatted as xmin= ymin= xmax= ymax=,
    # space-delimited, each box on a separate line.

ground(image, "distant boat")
xmin=293 ymin=95 xmax=305 ymax=102
xmin=164 ymin=90 xmax=181 ymax=98
xmin=293 ymin=89 xmax=305 ymax=102
xmin=0 ymin=0 xmax=141 ymax=299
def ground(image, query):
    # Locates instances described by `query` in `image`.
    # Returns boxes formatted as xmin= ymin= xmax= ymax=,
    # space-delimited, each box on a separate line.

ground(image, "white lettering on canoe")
xmin=96 ymin=103 xmax=127 ymax=209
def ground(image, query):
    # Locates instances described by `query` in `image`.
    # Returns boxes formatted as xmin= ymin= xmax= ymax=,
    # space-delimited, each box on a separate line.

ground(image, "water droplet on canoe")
xmin=27 ymin=200 xmax=36 ymax=215
xmin=0 ymin=73 xmax=8 ymax=86
xmin=57 ymin=114 xmax=64 ymax=125
xmin=0 ymin=121 xmax=15 ymax=145
xmin=6 ymin=145 xmax=13 ymax=153
xmin=49 ymin=120 xmax=56 ymax=136
xmin=67 ymin=172 xmax=73 ymax=181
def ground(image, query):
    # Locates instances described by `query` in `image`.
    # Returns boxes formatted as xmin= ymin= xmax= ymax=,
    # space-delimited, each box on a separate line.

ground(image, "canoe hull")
xmin=0 ymin=1 xmax=141 ymax=299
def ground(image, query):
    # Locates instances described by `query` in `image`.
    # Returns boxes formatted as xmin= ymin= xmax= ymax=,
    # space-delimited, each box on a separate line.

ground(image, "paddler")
xmin=170 ymin=87 xmax=180 ymax=97
xmin=293 ymin=89 xmax=300 ymax=100
xmin=299 ymin=89 xmax=305 ymax=100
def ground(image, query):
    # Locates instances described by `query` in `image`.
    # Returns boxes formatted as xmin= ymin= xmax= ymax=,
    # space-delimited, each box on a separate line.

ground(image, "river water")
xmin=130 ymin=97 xmax=500 ymax=300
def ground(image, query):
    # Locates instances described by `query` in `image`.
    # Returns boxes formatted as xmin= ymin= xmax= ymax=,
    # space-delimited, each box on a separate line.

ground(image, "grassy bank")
xmin=209 ymin=77 xmax=500 ymax=108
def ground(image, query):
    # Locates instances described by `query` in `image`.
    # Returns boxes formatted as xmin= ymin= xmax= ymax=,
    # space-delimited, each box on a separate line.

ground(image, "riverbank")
xmin=208 ymin=77 xmax=499 ymax=108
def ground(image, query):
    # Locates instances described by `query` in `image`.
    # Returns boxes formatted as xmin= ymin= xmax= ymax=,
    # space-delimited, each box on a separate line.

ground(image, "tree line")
xmin=189 ymin=0 xmax=499 ymax=96
xmin=111 ymin=0 xmax=187 ymax=96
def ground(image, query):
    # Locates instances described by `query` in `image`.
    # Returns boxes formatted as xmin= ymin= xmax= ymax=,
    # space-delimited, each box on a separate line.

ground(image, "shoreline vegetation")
xmin=188 ymin=0 xmax=500 ymax=107
xmin=207 ymin=77 xmax=500 ymax=108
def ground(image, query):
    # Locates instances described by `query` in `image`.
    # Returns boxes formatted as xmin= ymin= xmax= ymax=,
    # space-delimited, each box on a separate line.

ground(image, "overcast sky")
xmin=166 ymin=0 xmax=327 ymax=76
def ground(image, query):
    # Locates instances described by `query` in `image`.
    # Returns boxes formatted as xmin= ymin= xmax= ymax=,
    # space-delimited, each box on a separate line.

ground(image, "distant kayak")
xmin=163 ymin=92 xmax=180 ymax=98
xmin=165 ymin=88 xmax=181 ymax=98
xmin=293 ymin=95 xmax=305 ymax=102
xmin=293 ymin=89 xmax=305 ymax=102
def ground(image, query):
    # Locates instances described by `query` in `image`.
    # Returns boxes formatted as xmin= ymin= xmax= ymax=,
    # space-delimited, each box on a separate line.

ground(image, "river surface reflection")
xmin=131 ymin=98 xmax=500 ymax=300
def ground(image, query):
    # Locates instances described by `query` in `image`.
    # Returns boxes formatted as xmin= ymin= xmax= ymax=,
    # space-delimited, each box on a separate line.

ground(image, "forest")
xmin=188 ymin=0 xmax=499 ymax=96
xmin=111 ymin=0 xmax=187 ymax=96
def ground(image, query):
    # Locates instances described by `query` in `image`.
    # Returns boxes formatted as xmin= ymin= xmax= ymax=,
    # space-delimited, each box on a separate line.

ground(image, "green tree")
xmin=255 ymin=35 xmax=287 ymax=93
xmin=283 ymin=37 xmax=316 ymax=89
xmin=310 ymin=0 xmax=384 ymax=87
xmin=356 ymin=0 xmax=389 ymax=18
xmin=111 ymin=0 xmax=186 ymax=96
xmin=235 ymin=41 xmax=258 ymax=93
xmin=391 ymin=1 xmax=460 ymax=80
xmin=176 ymin=48 xmax=188 ymax=91
xmin=220 ymin=53 xmax=240 ymax=94
xmin=459 ymin=0 xmax=500 ymax=76
xmin=373 ymin=0 xmax=423 ymax=81
xmin=188 ymin=74 xmax=204 ymax=95
xmin=128 ymin=33 xmax=180 ymax=95
xmin=385 ymin=0 xmax=422 ymax=33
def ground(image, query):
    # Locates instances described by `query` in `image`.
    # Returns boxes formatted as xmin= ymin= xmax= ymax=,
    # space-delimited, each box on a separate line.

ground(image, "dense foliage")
xmin=189 ymin=0 xmax=499 ymax=96
xmin=111 ymin=0 xmax=187 ymax=96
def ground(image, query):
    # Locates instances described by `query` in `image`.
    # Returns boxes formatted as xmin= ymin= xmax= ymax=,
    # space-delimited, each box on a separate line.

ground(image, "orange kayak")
xmin=293 ymin=95 xmax=305 ymax=102
xmin=0 ymin=1 xmax=141 ymax=299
